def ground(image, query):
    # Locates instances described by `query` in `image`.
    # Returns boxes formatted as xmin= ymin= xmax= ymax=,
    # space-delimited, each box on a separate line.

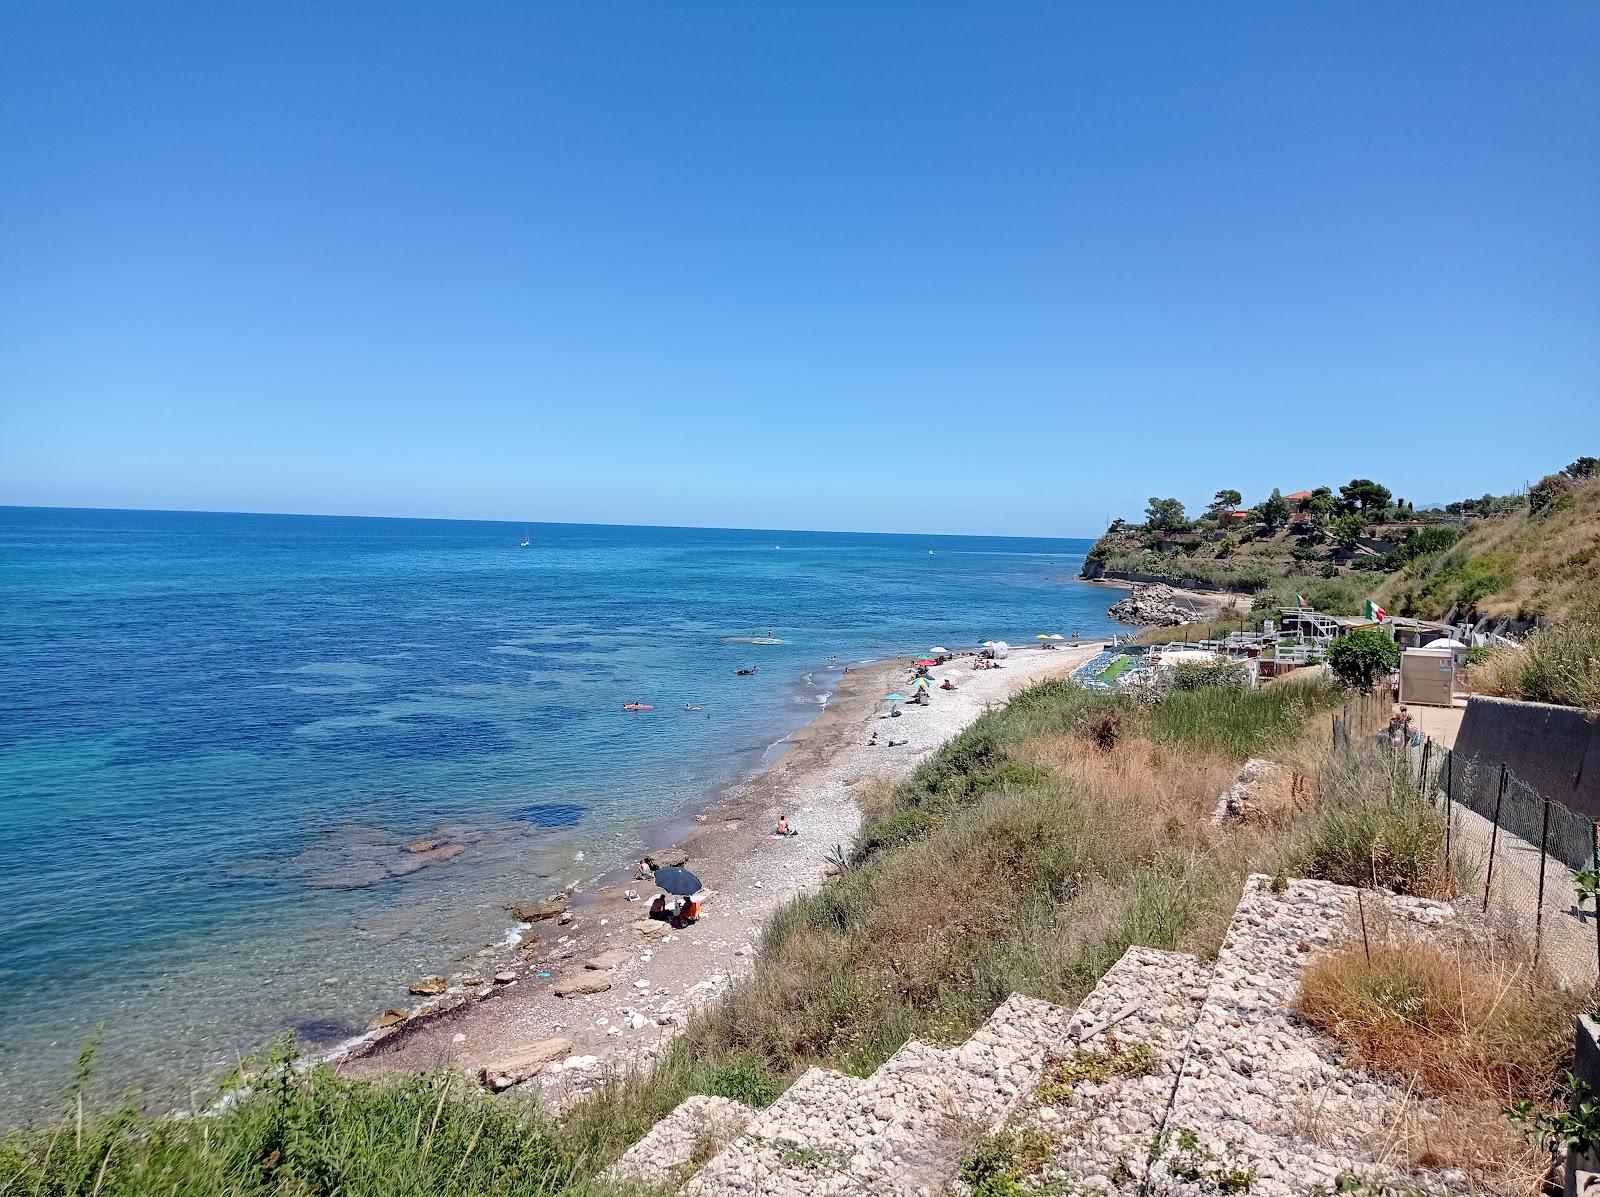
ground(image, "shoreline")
xmin=335 ymin=641 xmax=1106 ymax=1099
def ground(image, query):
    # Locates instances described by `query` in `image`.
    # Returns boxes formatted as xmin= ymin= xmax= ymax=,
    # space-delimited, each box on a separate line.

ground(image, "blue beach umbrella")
xmin=653 ymin=866 xmax=702 ymax=896
xmin=884 ymin=693 xmax=907 ymax=703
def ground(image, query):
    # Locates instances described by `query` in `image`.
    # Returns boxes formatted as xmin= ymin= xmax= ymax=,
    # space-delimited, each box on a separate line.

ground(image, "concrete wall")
xmin=1453 ymin=694 xmax=1600 ymax=826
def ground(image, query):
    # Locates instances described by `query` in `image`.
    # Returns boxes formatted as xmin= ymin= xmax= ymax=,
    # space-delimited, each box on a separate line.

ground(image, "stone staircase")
xmin=606 ymin=878 xmax=1467 ymax=1197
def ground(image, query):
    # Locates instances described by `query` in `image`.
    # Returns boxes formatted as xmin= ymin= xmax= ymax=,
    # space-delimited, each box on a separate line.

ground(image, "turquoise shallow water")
xmin=0 ymin=507 xmax=1118 ymax=1121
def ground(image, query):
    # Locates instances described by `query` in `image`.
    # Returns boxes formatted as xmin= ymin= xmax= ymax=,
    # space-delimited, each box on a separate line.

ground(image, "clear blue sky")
xmin=2 ymin=4 xmax=1596 ymax=536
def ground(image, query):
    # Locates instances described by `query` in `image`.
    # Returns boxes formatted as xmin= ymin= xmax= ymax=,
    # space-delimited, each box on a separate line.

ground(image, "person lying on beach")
xmin=886 ymin=738 xmax=908 ymax=747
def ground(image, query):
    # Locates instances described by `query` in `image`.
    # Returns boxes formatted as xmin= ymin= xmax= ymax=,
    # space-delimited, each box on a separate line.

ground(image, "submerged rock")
xmin=408 ymin=975 xmax=448 ymax=996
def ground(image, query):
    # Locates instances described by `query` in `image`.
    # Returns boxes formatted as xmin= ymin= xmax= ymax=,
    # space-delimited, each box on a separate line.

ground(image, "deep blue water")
xmin=0 ymin=506 xmax=1117 ymax=1120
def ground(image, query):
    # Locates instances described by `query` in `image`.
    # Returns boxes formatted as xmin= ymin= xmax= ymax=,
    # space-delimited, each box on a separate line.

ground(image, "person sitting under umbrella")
xmin=648 ymin=865 xmax=703 ymax=925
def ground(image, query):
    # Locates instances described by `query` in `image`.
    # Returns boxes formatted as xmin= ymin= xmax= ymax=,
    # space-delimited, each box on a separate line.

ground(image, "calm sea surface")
xmin=0 ymin=507 xmax=1118 ymax=1121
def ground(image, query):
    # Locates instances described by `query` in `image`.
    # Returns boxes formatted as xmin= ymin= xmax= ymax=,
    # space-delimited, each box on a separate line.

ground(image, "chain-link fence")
xmin=1357 ymin=713 xmax=1600 ymax=986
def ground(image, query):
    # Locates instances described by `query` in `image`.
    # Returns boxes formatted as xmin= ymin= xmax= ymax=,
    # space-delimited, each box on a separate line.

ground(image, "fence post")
xmin=1483 ymin=764 xmax=1508 ymax=913
xmin=1419 ymin=739 xmax=1433 ymax=792
xmin=1593 ymin=823 xmax=1600 ymax=980
xmin=1535 ymin=795 xmax=1551 ymax=969
xmin=1443 ymin=750 xmax=1453 ymax=867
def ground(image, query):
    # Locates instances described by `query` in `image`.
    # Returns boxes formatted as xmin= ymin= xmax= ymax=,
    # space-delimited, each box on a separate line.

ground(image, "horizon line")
xmin=0 ymin=502 xmax=1101 ymax=543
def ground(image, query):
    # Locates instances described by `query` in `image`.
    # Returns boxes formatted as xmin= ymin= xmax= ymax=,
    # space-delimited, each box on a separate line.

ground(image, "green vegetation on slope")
xmin=1377 ymin=472 xmax=1600 ymax=623
xmin=1086 ymin=459 xmax=1600 ymax=622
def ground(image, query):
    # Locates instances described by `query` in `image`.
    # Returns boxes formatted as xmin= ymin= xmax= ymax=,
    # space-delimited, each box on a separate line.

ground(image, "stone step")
xmin=1009 ymin=945 xmax=1213 ymax=1196
xmin=1148 ymin=875 xmax=1462 ymax=1197
xmin=628 ymin=946 xmax=1206 ymax=1195
xmin=682 ymin=987 xmax=1129 ymax=1194
xmin=604 ymin=1094 xmax=757 ymax=1188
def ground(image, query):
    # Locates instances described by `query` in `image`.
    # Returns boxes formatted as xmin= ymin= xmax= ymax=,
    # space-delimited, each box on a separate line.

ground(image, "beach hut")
xmin=1399 ymin=646 xmax=1456 ymax=707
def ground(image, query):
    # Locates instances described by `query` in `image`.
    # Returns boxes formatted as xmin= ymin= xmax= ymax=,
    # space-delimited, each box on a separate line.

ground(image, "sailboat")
xmin=520 ymin=529 xmax=531 ymax=548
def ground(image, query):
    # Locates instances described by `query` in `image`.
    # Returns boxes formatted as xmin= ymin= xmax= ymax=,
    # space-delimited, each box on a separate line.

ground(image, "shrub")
xmin=1287 ymin=745 xmax=1449 ymax=896
xmin=0 ymin=1045 xmax=581 ymax=1197
xmin=1169 ymin=659 xmax=1248 ymax=692
xmin=1327 ymin=628 xmax=1400 ymax=692
xmin=1301 ymin=939 xmax=1576 ymax=1098
xmin=1463 ymin=622 xmax=1600 ymax=711
xmin=1518 ymin=619 xmax=1600 ymax=710
xmin=960 ymin=1128 xmax=1053 ymax=1197
xmin=704 ymin=1054 xmax=782 ymax=1107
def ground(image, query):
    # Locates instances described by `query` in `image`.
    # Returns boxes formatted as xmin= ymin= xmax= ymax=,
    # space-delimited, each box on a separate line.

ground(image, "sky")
xmin=1 ymin=4 xmax=1596 ymax=537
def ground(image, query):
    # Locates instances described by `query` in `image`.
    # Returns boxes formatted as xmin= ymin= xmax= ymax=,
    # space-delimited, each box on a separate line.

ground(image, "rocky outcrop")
xmin=509 ymin=895 xmax=567 ymax=922
xmin=1108 ymin=583 xmax=1195 ymax=627
xmin=553 ymin=970 xmax=614 ymax=997
xmin=407 ymin=975 xmax=448 ymax=996
xmin=480 ymin=1038 xmax=573 ymax=1092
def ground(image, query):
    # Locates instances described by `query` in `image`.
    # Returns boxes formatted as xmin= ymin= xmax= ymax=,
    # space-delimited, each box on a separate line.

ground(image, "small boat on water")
xmin=622 ymin=703 xmax=654 ymax=712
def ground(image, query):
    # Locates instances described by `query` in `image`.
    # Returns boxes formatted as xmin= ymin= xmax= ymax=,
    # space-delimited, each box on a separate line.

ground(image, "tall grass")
xmin=1148 ymin=676 xmax=1343 ymax=760
xmin=0 ymin=1041 xmax=648 ymax=1197
xmin=1284 ymin=742 xmax=1451 ymax=897
xmin=1297 ymin=934 xmax=1583 ymax=1194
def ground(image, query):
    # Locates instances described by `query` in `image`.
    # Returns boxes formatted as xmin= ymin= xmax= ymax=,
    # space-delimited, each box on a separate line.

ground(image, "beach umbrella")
xmin=884 ymin=693 xmax=907 ymax=703
xmin=652 ymin=866 xmax=702 ymax=896
xmin=914 ymin=658 xmax=938 ymax=666
xmin=929 ymin=647 xmax=949 ymax=654
xmin=912 ymin=677 xmax=930 ymax=689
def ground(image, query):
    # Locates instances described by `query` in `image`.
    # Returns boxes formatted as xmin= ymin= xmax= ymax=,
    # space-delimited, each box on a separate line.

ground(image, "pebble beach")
xmin=339 ymin=641 xmax=1106 ymax=1096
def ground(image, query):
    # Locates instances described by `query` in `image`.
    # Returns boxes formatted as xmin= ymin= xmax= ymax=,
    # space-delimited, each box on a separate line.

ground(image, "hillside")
xmin=1376 ymin=473 xmax=1600 ymax=623
xmin=1083 ymin=463 xmax=1600 ymax=624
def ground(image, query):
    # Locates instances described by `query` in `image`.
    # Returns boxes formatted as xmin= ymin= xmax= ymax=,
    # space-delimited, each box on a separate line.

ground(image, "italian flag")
xmin=1365 ymin=600 xmax=1387 ymax=623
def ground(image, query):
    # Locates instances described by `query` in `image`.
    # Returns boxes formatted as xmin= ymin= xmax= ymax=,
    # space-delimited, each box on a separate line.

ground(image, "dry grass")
xmin=1379 ymin=475 xmax=1600 ymax=622
xmin=1025 ymin=733 xmax=1238 ymax=842
xmin=1462 ymin=645 xmax=1526 ymax=698
xmin=1298 ymin=933 xmax=1586 ymax=1194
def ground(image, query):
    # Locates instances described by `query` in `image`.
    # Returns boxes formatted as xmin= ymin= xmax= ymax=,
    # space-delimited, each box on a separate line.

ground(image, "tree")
xmin=1564 ymin=457 xmax=1599 ymax=481
xmin=1528 ymin=473 xmax=1573 ymax=516
xmin=1144 ymin=497 xmax=1188 ymax=532
xmin=1328 ymin=628 xmax=1401 ymax=693
xmin=1330 ymin=513 xmax=1369 ymax=549
xmin=1339 ymin=479 xmax=1392 ymax=512
xmin=1301 ymin=487 xmax=1336 ymax=519
xmin=1207 ymin=489 xmax=1243 ymax=520
xmin=1261 ymin=488 xmax=1291 ymax=527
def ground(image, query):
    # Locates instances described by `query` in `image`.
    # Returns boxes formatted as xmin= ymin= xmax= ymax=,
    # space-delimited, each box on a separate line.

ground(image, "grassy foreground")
xmin=5 ymin=670 xmax=1561 ymax=1196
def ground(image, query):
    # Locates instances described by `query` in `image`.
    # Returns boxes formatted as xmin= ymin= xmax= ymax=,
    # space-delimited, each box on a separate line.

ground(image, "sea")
xmin=0 ymin=506 xmax=1120 ymax=1123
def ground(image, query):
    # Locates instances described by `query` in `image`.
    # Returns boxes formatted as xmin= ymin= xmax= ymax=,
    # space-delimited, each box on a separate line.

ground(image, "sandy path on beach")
xmin=340 ymin=642 xmax=1103 ymax=1100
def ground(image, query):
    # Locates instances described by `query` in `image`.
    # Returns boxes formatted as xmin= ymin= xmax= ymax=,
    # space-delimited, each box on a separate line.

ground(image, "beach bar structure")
xmin=1398 ymin=645 xmax=1457 ymax=707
